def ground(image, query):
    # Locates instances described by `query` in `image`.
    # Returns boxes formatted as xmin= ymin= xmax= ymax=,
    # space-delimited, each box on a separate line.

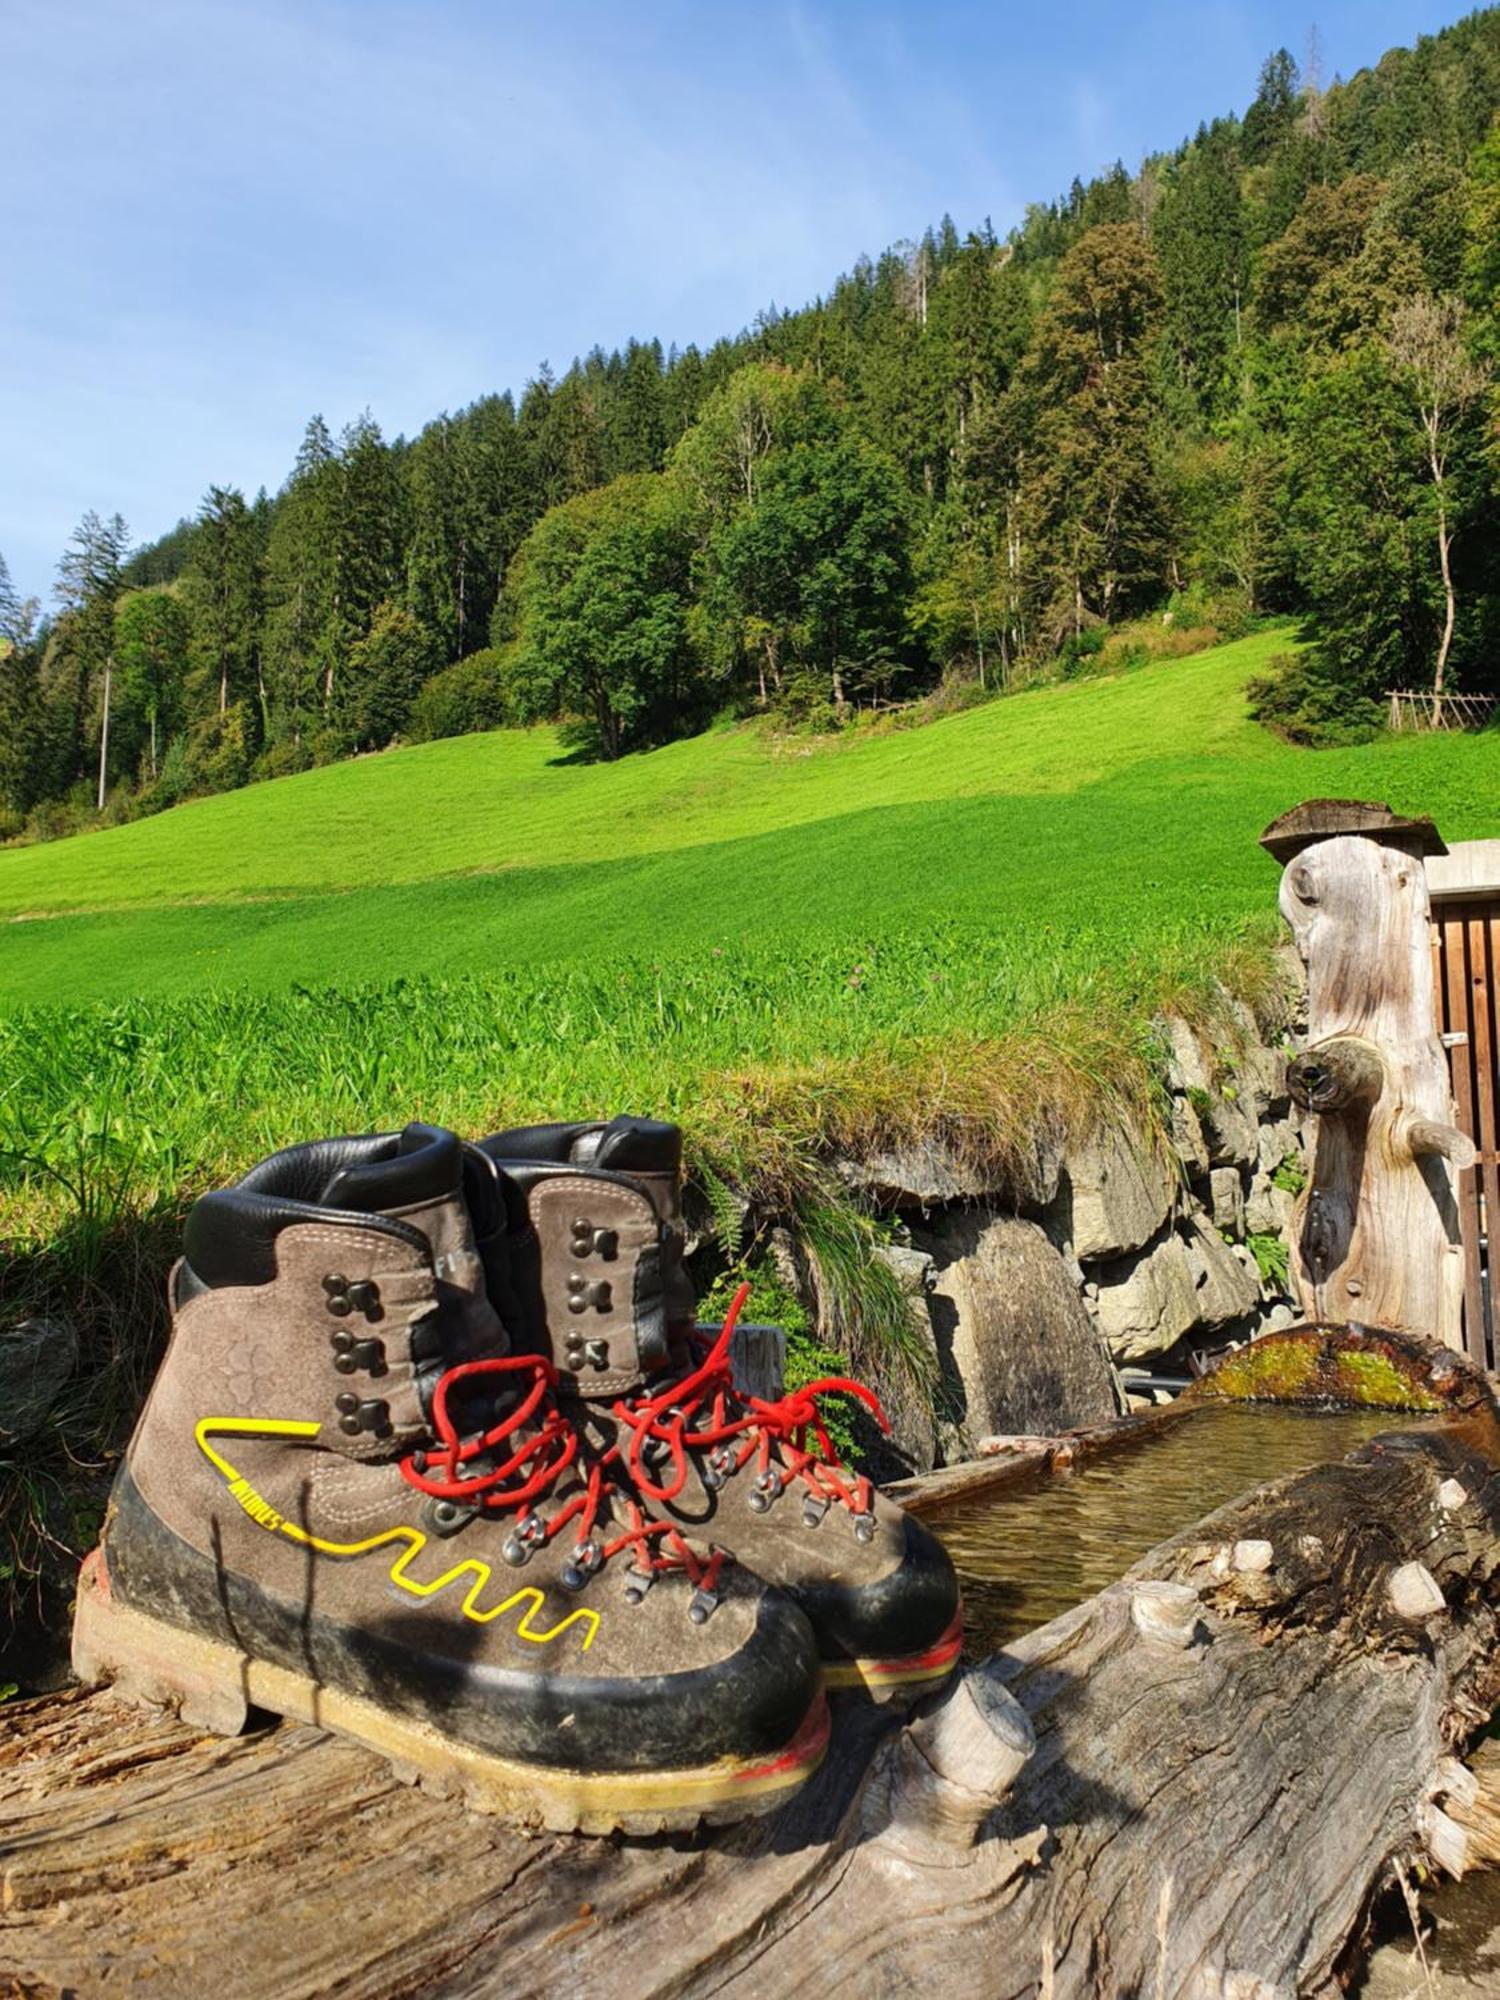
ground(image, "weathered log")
xmin=1271 ymin=818 xmax=1468 ymax=1346
xmin=6 ymin=1400 xmax=1500 ymax=2000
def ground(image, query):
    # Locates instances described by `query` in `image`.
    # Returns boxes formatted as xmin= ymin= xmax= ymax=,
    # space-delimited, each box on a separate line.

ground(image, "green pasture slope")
xmin=2 ymin=626 xmax=1498 ymax=1232
xmin=4 ymin=628 xmax=1498 ymax=1002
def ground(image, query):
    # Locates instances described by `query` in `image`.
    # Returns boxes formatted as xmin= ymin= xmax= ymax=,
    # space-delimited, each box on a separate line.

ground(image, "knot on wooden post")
xmin=1398 ymin=1114 xmax=1478 ymax=1170
xmin=862 ymin=1669 xmax=1034 ymax=1866
xmin=1285 ymin=1036 xmax=1385 ymax=1114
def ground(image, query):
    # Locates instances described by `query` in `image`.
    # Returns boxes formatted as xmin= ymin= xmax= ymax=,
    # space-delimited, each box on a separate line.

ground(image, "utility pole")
xmin=97 ymin=656 xmax=111 ymax=811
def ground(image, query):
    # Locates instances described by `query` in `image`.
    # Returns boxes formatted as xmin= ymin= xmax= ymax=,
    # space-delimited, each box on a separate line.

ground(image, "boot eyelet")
xmin=623 ymin=1567 xmax=654 ymax=1605
xmin=334 ymin=1392 xmax=390 ymax=1438
xmin=688 ymin=1586 xmax=720 ymax=1625
xmin=748 ymin=1469 xmax=784 ymax=1514
xmin=560 ymin=1539 xmax=603 ymax=1591
xmin=802 ymin=1495 xmax=830 ymax=1528
xmin=425 ymin=1496 xmax=472 ymax=1537
xmin=851 ymin=1509 xmax=876 ymax=1544
xmin=330 ymin=1329 xmax=386 ymax=1376
xmin=501 ymin=1511 xmax=544 ymax=1566
xmin=702 ymin=1445 xmax=736 ymax=1491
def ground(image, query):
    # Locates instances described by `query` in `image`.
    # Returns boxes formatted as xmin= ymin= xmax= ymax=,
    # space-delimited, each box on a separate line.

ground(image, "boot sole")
xmin=821 ymin=1607 xmax=965 ymax=1700
xmin=71 ymin=1549 xmax=829 ymax=1836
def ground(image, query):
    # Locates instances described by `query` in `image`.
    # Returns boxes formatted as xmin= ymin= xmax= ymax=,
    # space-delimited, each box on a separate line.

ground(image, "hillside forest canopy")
xmin=4 ymin=12 xmax=1500 ymax=841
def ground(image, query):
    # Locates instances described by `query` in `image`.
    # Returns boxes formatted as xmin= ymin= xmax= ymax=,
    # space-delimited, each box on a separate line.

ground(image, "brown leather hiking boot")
xmin=479 ymin=1118 xmax=963 ymax=1699
xmin=73 ymin=1123 xmax=827 ymax=1833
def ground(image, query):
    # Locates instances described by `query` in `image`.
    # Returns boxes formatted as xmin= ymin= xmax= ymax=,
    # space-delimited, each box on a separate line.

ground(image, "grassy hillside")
xmin=1 ymin=627 xmax=1497 ymax=1010
xmin=3 ymin=627 xmax=1499 ymax=1620
xmin=4 ymin=620 xmax=1499 ymax=1264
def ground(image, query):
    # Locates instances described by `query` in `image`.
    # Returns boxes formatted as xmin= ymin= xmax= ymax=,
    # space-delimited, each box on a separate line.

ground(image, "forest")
xmin=2 ymin=10 xmax=1499 ymax=840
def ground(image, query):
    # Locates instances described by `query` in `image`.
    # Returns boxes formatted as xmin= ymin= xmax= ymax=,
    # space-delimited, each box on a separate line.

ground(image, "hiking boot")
xmin=479 ymin=1118 xmax=963 ymax=1699
xmin=73 ymin=1123 xmax=828 ymax=1834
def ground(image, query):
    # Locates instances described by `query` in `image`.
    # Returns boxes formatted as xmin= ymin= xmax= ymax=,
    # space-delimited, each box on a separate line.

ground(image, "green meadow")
xmin=2 ymin=628 xmax=1497 ymax=1015
xmin=3 ymin=624 xmax=1499 ymax=1598
xmin=3 ymin=627 xmax=1498 ymax=1214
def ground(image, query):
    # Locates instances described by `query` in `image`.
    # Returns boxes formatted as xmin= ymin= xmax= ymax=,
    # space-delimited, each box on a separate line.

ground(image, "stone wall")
xmin=834 ymin=984 xmax=1309 ymax=1471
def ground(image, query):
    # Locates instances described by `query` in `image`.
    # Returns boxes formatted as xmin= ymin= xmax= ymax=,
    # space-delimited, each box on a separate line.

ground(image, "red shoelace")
xmin=400 ymin=1351 xmax=725 ymax=1598
xmin=614 ymin=1282 xmax=889 ymax=1522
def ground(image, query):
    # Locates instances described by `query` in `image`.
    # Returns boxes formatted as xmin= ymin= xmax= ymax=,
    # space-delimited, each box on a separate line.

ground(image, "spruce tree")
xmin=1019 ymin=225 xmax=1169 ymax=639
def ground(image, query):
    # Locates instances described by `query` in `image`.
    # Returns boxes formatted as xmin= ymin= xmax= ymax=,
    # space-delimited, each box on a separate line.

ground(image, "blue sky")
xmin=0 ymin=0 xmax=1467 ymax=604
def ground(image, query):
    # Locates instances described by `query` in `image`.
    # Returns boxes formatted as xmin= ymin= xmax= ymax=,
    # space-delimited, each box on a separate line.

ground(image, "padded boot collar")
xmin=184 ymin=1124 xmax=459 ymax=1292
xmin=482 ymin=1117 xmax=682 ymax=1179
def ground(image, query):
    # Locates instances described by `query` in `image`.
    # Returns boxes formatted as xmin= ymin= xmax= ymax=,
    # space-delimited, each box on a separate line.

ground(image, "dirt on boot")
xmin=74 ymin=1123 xmax=828 ymax=1834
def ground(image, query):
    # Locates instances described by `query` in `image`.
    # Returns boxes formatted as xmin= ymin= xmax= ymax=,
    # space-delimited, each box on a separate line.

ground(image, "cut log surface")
xmin=6 ymin=1410 xmax=1500 ymax=2000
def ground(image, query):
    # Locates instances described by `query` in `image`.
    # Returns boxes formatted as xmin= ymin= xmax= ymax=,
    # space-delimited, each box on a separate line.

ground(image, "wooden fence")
xmin=1432 ymin=895 xmax=1500 ymax=1369
xmin=1388 ymin=689 xmax=1498 ymax=733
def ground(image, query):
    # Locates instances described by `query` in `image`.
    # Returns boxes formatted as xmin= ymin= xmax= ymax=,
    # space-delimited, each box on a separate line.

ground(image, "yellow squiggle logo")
xmin=194 ymin=1417 xmax=599 ymax=1652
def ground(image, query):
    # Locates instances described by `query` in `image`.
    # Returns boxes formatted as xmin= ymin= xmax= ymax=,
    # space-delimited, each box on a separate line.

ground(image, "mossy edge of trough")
xmin=1188 ymin=1324 xmax=1488 ymax=1415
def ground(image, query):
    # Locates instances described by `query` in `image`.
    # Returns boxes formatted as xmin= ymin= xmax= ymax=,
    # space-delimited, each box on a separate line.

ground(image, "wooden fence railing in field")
xmin=1388 ymin=689 xmax=1498 ymax=732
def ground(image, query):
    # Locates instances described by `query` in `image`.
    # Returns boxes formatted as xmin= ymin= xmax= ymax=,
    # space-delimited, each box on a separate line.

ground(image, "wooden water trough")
xmin=6 ymin=797 xmax=1500 ymax=1997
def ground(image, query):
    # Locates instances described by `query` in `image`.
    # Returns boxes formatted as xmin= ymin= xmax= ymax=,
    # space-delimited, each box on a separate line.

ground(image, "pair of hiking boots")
xmin=74 ymin=1116 xmax=961 ymax=1833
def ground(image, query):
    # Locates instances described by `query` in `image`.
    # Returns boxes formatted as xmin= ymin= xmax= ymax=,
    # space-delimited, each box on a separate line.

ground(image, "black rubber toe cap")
xmin=791 ymin=1512 xmax=960 ymax=1663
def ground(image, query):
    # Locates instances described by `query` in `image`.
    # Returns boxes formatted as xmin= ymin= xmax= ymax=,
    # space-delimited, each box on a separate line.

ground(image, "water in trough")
xmin=926 ymin=1403 xmax=1411 ymax=1660
xmin=927 ymin=1401 xmax=1500 ymax=1989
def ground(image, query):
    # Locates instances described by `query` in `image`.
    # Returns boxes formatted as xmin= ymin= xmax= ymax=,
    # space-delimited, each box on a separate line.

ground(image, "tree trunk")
xmin=95 ymin=660 xmax=110 ymax=812
xmin=7 ymin=1405 xmax=1500 ymax=1998
xmin=1433 ymin=495 xmax=1456 ymax=726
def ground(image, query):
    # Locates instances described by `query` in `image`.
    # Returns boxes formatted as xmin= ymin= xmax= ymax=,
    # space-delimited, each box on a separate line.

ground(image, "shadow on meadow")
xmin=0 ymin=1193 xmax=180 ymax=1687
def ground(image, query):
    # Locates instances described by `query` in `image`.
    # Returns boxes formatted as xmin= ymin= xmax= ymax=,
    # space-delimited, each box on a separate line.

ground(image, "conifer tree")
xmin=184 ymin=486 xmax=263 ymax=727
xmin=1019 ymin=225 xmax=1169 ymax=639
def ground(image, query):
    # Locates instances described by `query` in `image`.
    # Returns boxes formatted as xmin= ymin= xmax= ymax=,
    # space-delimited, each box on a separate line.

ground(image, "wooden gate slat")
xmin=1485 ymin=913 xmax=1500 ymax=1364
xmin=1438 ymin=916 xmax=1488 ymax=1363
xmin=1466 ymin=909 xmax=1500 ymax=1368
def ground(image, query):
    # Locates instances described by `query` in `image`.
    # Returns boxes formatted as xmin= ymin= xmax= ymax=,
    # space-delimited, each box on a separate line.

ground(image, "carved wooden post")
xmin=1262 ymin=800 xmax=1475 ymax=1348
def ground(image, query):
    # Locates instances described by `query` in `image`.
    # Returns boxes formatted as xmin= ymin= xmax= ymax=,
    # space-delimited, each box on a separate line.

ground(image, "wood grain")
xmin=7 ymin=1410 xmax=1500 ymax=1999
xmin=1281 ymin=833 xmax=1467 ymax=1345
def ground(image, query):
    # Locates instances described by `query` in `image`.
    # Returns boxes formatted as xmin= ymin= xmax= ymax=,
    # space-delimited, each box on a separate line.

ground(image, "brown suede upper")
xmin=111 ymin=1167 xmax=802 ymax=1705
xmin=483 ymin=1121 xmax=960 ymax=1666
